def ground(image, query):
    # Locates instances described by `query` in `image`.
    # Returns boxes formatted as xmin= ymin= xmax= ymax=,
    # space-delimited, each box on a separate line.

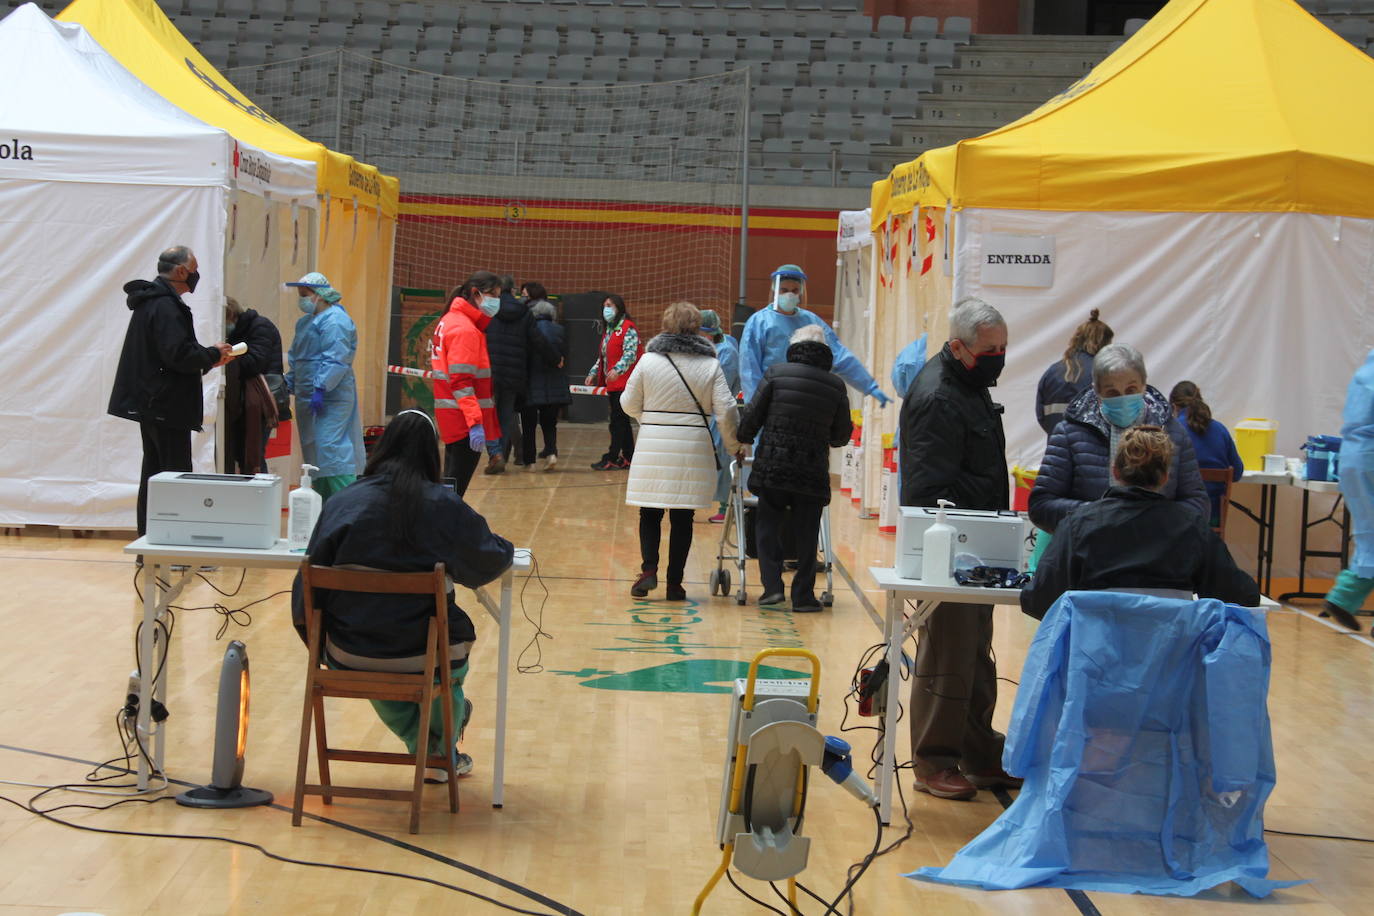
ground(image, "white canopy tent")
xmin=0 ymin=3 xmax=316 ymax=528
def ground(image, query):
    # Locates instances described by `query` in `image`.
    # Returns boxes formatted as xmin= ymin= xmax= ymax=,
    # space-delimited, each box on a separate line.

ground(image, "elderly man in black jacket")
xmin=737 ymin=325 xmax=852 ymax=612
xmin=224 ymin=296 xmax=284 ymax=474
xmin=898 ymin=297 xmax=1017 ymax=802
xmin=108 ymin=246 xmax=233 ymax=535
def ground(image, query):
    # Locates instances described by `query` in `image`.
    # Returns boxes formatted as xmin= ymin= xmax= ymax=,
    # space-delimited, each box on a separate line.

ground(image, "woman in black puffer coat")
xmin=519 ymin=295 xmax=571 ymax=470
xmin=737 ymin=325 xmax=853 ymax=612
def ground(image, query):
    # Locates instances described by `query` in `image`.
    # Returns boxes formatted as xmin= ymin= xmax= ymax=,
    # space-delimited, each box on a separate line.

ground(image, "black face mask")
xmin=955 ymin=347 xmax=1006 ymax=388
xmin=184 ymin=269 xmax=200 ymax=294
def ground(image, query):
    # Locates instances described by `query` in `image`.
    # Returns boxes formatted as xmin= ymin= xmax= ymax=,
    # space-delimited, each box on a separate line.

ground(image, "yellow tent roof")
xmin=878 ymin=0 xmax=1374 ymax=222
xmin=59 ymin=0 xmax=398 ymax=216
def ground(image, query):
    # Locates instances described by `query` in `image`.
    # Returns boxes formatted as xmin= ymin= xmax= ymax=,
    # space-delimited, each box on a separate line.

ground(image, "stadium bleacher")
xmin=13 ymin=0 xmax=1374 ymax=188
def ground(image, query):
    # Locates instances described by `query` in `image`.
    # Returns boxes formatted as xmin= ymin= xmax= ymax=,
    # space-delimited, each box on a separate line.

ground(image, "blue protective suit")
xmin=739 ymin=304 xmax=878 ymax=402
xmin=285 ymin=303 xmax=365 ymax=478
xmin=891 ymin=333 xmax=928 ymax=400
xmin=1339 ymin=349 xmax=1374 ymax=577
xmin=715 ymin=334 xmax=741 ymax=396
xmin=912 ymin=591 xmax=1302 ymax=899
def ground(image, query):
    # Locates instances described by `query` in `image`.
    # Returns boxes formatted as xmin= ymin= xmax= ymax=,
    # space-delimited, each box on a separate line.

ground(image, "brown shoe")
xmin=965 ymin=768 xmax=1024 ymax=790
xmin=483 ymin=454 xmax=506 ymax=475
xmin=914 ymin=768 xmax=977 ymax=800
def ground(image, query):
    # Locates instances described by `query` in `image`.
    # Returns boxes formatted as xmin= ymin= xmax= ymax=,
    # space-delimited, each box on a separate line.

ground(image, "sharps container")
xmin=1233 ymin=419 xmax=1277 ymax=471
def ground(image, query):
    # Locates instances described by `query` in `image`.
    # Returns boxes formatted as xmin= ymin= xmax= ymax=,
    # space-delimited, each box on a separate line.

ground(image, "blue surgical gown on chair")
xmin=286 ymin=304 xmax=365 ymax=479
xmin=910 ymin=591 xmax=1302 ymax=898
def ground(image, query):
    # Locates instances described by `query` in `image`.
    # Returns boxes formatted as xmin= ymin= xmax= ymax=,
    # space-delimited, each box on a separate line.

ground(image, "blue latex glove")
xmin=309 ymin=388 xmax=325 ymax=416
xmin=468 ymin=424 xmax=486 ymax=453
xmin=871 ymin=388 xmax=892 ymax=407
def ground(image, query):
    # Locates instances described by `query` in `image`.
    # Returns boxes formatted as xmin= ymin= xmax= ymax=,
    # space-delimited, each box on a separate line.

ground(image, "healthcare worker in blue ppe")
xmin=739 ymin=264 xmax=890 ymax=405
xmin=701 ymin=308 xmax=740 ymax=523
xmin=284 ymin=271 xmax=365 ymax=500
xmin=1323 ymin=348 xmax=1374 ymax=630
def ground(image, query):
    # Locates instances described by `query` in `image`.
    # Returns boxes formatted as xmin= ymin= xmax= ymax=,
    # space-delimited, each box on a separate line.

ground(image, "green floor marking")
xmin=575 ymin=658 xmax=810 ymax=694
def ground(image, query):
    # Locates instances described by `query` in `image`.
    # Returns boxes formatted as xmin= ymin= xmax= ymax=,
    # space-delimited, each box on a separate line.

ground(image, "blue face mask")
xmin=478 ymin=296 xmax=501 ymax=317
xmin=1101 ymin=392 xmax=1145 ymax=427
xmin=776 ymin=292 xmax=800 ymax=313
xmin=603 ymin=306 xmax=616 ymax=323
xmin=297 ymin=295 xmax=316 ymax=315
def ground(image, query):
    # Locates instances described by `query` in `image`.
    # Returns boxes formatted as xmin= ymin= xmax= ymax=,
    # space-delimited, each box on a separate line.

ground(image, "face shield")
xmin=770 ymin=264 xmax=808 ymax=313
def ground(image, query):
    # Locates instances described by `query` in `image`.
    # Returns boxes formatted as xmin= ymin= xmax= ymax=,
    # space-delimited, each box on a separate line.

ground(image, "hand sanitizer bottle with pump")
xmin=287 ymin=464 xmax=322 ymax=551
xmin=922 ymin=499 xmax=957 ymax=586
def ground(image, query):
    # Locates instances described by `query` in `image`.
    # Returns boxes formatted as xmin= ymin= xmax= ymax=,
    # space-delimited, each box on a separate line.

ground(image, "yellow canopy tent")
xmin=877 ymin=0 xmax=1374 ymax=222
xmin=60 ymin=0 xmax=399 ymax=426
xmin=865 ymin=0 xmax=1374 ymax=505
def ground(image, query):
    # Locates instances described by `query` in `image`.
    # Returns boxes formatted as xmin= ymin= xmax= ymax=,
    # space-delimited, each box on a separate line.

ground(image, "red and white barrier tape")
xmin=387 ymin=365 xmax=607 ymax=396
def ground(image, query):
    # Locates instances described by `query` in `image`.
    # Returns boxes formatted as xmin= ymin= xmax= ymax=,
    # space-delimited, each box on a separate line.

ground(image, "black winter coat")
xmin=226 ymin=309 xmax=283 ymax=381
xmin=1020 ymin=485 xmax=1260 ymax=620
xmin=899 ymin=344 xmax=1009 ymax=511
xmin=525 ymin=313 xmax=571 ymax=407
xmin=1029 ymin=385 xmax=1208 ymax=533
xmin=107 ymin=277 xmax=220 ymax=431
xmin=1035 ymin=350 xmax=1094 ymax=435
xmin=290 ymin=474 xmax=514 ymax=658
xmin=484 ymin=295 xmax=560 ymax=394
xmin=737 ymin=341 xmax=852 ymax=502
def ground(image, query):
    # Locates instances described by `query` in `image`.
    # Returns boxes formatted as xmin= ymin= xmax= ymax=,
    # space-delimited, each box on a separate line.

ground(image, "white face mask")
xmin=478 ymin=296 xmax=501 ymax=317
xmin=776 ymin=292 xmax=800 ymax=313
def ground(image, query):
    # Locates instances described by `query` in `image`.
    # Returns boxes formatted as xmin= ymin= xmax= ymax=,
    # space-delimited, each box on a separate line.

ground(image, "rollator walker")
xmin=710 ymin=458 xmax=835 ymax=607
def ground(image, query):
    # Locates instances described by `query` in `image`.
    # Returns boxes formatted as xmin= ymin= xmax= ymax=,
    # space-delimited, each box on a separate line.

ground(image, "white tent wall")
xmin=833 ymin=209 xmax=873 ymax=481
xmin=949 ymin=208 xmax=1374 ymax=576
xmin=0 ymin=179 xmax=227 ymax=528
xmin=223 ymin=188 xmax=316 ymax=484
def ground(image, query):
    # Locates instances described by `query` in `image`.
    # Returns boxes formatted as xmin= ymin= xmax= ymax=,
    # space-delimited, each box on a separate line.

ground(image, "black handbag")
xmin=263 ymin=372 xmax=292 ymax=421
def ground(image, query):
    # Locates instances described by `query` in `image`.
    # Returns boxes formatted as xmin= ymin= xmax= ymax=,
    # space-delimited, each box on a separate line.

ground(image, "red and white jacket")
xmin=431 ymin=296 xmax=500 ymax=445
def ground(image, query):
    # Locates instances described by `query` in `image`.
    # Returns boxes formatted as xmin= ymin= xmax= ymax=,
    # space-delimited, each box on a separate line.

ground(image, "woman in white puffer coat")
xmin=622 ymin=301 xmax=741 ymax=600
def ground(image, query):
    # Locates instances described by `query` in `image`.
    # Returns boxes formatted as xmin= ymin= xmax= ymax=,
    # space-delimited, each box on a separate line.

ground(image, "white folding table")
xmin=864 ymin=567 xmax=1279 ymax=826
xmin=122 ymin=537 xmax=531 ymax=808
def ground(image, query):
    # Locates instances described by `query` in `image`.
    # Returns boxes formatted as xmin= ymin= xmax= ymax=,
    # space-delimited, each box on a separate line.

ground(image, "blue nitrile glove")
xmin=871 ymin=388 xmax=892 ymax=407
xmin=309 ymin=388 xmax=325 ymax=416
xmin=468 ymin=424 xmax=486 ymax=453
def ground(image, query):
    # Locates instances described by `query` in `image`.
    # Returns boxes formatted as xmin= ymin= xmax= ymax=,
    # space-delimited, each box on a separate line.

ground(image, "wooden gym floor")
xmin=1 ymin=425 xmax=1372 ymax=915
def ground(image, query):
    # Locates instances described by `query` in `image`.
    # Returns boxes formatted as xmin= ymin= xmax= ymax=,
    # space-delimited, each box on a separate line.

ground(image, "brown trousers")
xmin=908 ymin=602 xmax=1005 ymax=777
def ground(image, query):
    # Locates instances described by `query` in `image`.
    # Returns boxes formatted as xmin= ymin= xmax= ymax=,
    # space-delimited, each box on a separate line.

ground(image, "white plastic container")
xmin=921 ymin=498 xmax=957 ymax=586
xmin=287 ymin=463 xmax=323 ymax=551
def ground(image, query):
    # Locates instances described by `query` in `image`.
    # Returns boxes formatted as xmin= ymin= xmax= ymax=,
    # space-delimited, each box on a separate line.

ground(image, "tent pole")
xmin=737 ymin=68 xmax=751 ymax=311
xmin=333 ymin=49 xmax=344 ymax=152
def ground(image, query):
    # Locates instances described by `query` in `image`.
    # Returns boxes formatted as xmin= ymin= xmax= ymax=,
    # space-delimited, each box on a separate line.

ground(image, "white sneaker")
xmin=423 ymin=753 xmax=473 ymax=783
xmin=543 ymin=454 xmax=558 ymax=472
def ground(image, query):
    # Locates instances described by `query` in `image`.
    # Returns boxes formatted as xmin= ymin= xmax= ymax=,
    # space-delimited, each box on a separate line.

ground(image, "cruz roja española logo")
xmin=0 ymin=137 xmax=34 ymax=160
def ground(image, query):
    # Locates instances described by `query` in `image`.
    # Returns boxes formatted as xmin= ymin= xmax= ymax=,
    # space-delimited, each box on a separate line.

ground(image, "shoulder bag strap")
xmin=663 ymin=354 xmax=721 ymax=472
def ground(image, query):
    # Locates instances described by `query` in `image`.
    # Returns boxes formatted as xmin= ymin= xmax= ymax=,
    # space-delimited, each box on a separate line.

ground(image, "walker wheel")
xmin=719 ymin=569 xmax=731 ymax=595
xmin=821 ymin=591 xmax=833 ymax=607
xmin=709 ymin=568 xmax=722 ymax=595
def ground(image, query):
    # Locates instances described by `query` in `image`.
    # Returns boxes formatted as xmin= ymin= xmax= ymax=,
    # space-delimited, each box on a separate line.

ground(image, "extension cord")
xmin=122 ymin=670 xmax=169 ymax=726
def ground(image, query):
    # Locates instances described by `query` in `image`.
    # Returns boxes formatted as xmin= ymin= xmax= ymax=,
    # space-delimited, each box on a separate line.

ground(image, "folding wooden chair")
xmin=293 ymin=562 xmax=458 ymax=834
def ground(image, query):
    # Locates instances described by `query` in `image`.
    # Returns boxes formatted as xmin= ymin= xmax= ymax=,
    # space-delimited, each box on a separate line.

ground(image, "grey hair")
xmin=157 ymin=245 xmax=193 ymax=276
xmin=789 ymin=324 xmax=827 ymax=346
xmin=225 ymin=296 xmax=244 ymax=317
xmin=530 ymin=300 xmax=557 ymax=320
xmin=1092 ymin=343 xmax=1147 ymax=388
xmin=949 ymin=297 xmax=1005 ymax=345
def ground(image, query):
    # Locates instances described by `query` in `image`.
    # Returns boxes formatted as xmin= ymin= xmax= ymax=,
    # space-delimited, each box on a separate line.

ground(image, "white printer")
xmin=895 ymin=505 xmax=1027 ymax=580
xmin=146 ymin=472 xmax=282 ymax=550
